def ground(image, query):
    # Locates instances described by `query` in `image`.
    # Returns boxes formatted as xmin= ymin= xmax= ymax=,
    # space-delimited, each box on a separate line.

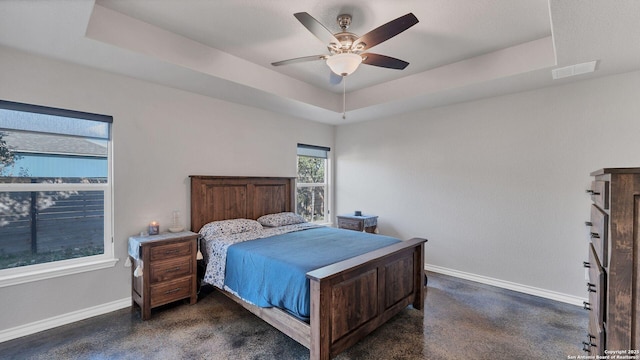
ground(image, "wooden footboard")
xmin=307 ymin=238 xmax=426 ymax=360
xmin=217 ymin=237 xmax=425 ymax=360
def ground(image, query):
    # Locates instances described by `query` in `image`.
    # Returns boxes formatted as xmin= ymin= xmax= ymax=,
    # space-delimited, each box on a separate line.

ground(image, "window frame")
xmin=295 ymin=144 xmax=331 ymax=224
xmin=0 ymin=101 xmax=116 ymax=288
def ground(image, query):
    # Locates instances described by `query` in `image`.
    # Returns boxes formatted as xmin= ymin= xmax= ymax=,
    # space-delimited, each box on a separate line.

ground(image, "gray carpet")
xmin=0 ymin=272 xmax=588 ymax=359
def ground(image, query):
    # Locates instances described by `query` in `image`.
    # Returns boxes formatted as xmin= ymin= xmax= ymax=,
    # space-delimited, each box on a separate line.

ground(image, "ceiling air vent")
xmin=552 ymin=60 xmax=598 ymax=80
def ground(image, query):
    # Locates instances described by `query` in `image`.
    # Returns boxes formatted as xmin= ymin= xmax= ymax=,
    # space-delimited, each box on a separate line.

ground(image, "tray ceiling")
xmin=0 ymin=0 xmax=638 ymax=124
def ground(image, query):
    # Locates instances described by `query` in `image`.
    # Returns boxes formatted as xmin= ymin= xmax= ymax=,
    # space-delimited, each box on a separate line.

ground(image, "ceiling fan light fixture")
xmin=326 ymin=53 xmax=362 ymax=76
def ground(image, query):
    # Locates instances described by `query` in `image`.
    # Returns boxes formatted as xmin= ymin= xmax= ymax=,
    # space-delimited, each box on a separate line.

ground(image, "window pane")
xmin=0 ymin=190 xmax=104 ymax=270
xmin=297 ymin=156 xmax=325 ymax=184
xmin=296 ymin=186 xmax=325 ymax=222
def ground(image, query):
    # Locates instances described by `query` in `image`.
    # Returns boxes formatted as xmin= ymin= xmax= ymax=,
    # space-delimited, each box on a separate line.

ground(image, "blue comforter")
xmin=223 ymin=227 xmax=401 ymax=320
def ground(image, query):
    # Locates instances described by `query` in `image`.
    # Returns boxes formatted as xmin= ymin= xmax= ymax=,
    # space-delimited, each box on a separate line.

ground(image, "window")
xmin=0 ymin=100 xmax=115 ymax=286
xmin=296 ymin=144 xmax=330 ymax=223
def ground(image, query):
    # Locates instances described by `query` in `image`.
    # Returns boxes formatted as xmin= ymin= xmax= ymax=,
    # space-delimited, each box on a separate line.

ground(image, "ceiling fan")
xmin=272 ymin=12 xmax=419 ymax=80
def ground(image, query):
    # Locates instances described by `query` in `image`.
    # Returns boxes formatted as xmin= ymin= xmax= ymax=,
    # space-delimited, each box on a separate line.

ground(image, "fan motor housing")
xmin=330 ymin=14 xmax=365 ymax=53
xmin=329 ymin=32 xmax=362 ymax=53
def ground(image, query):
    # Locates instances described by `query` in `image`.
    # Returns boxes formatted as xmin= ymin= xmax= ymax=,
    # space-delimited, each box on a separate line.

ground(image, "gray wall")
xmin=335 ymin=70 xmax=640 ymax=301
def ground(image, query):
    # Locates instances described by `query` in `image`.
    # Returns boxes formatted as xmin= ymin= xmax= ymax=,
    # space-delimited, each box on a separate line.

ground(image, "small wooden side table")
xmin=337 ymin=214 xmax=378 ymax=233
xmin=128 ymin=231 xmax=198 ymax=320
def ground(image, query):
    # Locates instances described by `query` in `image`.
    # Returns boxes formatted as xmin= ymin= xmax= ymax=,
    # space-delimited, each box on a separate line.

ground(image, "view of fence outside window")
xmin=296 ymin=144 xmax=329 ymax=223
xmin=0 ymin=101 xmax=112 ymax=272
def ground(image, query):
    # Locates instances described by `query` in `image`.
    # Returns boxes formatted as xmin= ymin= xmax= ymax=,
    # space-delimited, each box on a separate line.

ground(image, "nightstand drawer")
xmin=150 ymin=277 xmax=193 ymax=308
xmin=150 ymin=241 xmax=192 ymax=261
xmin=150 ymin=256 xmax=193 ymax=283
xmin=338 ymin=218 xmax=363 ymax=231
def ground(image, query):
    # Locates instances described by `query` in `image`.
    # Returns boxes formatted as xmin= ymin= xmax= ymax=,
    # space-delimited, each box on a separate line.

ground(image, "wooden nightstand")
xmin=128 ymin=231 xmax=198 ymax=320
xmin=337 ymin=214 xmax=378 ymax=233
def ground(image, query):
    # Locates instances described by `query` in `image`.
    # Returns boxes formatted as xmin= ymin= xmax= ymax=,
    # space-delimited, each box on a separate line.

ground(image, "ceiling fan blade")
xmin=352 ymin=13 xmax=419 ymax=51
xmin=329 ymin=71 xmax=343 ymax=85
xmin=271 ymin=55 xmax=327 ymax=67
xmin=361 ymin=53 xmax=409 ymax=70
xmin=294 ymin=12 xmax=341 ymax=46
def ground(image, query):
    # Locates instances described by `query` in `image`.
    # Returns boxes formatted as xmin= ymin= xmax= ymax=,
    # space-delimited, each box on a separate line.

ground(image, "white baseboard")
xmin=0 ymin=297 xmax=131 ymax=343
xmin=425 ymin=264 xmax=587 ymax=307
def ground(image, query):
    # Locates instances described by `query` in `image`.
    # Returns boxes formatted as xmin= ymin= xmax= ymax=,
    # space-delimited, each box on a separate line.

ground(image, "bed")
xmin=190 ymin=176 xmax=427 ymax=360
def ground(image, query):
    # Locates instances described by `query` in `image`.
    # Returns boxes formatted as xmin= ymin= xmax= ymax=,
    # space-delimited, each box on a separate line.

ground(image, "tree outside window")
xmin=296 ymin=144 xmax=329 ymax=223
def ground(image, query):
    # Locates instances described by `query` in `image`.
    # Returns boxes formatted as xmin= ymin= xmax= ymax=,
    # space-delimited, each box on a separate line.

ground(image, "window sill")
xmin=0 ymin=258 xmax=120 ymax=288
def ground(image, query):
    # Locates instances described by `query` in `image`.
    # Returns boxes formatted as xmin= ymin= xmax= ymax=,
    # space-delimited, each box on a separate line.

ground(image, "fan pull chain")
xmin=342 ymin=76 xmax=346 ymax=120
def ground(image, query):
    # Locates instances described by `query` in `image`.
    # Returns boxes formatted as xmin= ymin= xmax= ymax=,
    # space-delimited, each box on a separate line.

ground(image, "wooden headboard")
xmin=190 ymin=176 xmax=296 ymax=231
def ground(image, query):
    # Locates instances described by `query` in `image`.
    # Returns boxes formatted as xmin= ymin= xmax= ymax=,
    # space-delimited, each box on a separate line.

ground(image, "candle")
xmin=149 ymin=221 xmax=159 ymax=235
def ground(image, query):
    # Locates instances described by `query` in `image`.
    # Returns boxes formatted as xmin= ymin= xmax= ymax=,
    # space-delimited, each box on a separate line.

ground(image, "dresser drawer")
xmin=150 ymin=240 xmax=192 ymax=261
xmin=587 ymin=244 xmax=606 ymax=324
xmin=338 ymin=218 xmax=363 ymax=231
xmin=150 ymin=256 xmax=193 ymax=283
xmin=588 ymin=181 xmax=609 ymax=210
xmin=150 ymin=277 xmax=193 ymax=308
xmin=589 ymin=205 xmax=608 ymax=267
xmin=585 ymin=316 xmax=605 ymax=356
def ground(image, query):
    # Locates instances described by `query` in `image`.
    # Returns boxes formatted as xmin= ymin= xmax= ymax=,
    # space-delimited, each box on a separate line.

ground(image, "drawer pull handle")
xmin=587 ymin=283 xmax=597 ymax=293
xmin=582 ymin=341 xmax=595 ymax=352
xmin=582 ymin=331 xmax=597 ymax=352
xmin=583 ymin=261 xmax=590 ymax=268
xmin=585 ymin=189 xmax=600 ymax=195
xmin=165 ymin=267 xmax=181 ymax=273
xmin=584 ymin=221 xmax=593 ymax=226
xmin=582 ymin=333 xmax=596 ymax=352
xmin=590 ymin=232 xmax=600 ymax=239
xmin=583 ymin=301 xmax=591 ymax=311
xmin=164 ymin=288 xmax=181 ymax=295
xmin=164 ymin=249 xmax=180 ymax=255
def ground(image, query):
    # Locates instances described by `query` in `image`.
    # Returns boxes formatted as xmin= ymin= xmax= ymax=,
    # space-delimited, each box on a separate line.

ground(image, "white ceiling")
xmin=0 ymin=0 xmax=638 ymax=125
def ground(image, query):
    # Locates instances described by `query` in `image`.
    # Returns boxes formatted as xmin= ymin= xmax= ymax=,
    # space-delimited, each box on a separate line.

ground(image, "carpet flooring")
xmin=0 ymin=272 xmax=588 ymax=359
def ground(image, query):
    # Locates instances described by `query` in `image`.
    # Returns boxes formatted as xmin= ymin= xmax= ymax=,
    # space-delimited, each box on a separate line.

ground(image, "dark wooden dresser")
xmin=129 ymin=231 xmax=199 ymax=320
xmin=583 ymin=168 xmax=640 ymax=354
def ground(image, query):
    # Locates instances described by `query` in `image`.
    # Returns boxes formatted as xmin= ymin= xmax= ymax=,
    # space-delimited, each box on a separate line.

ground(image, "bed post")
xmin=309 ymin=279 xmax=330 ymax=360
xmin=413 ymin=240 xmax=425 ymax=310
